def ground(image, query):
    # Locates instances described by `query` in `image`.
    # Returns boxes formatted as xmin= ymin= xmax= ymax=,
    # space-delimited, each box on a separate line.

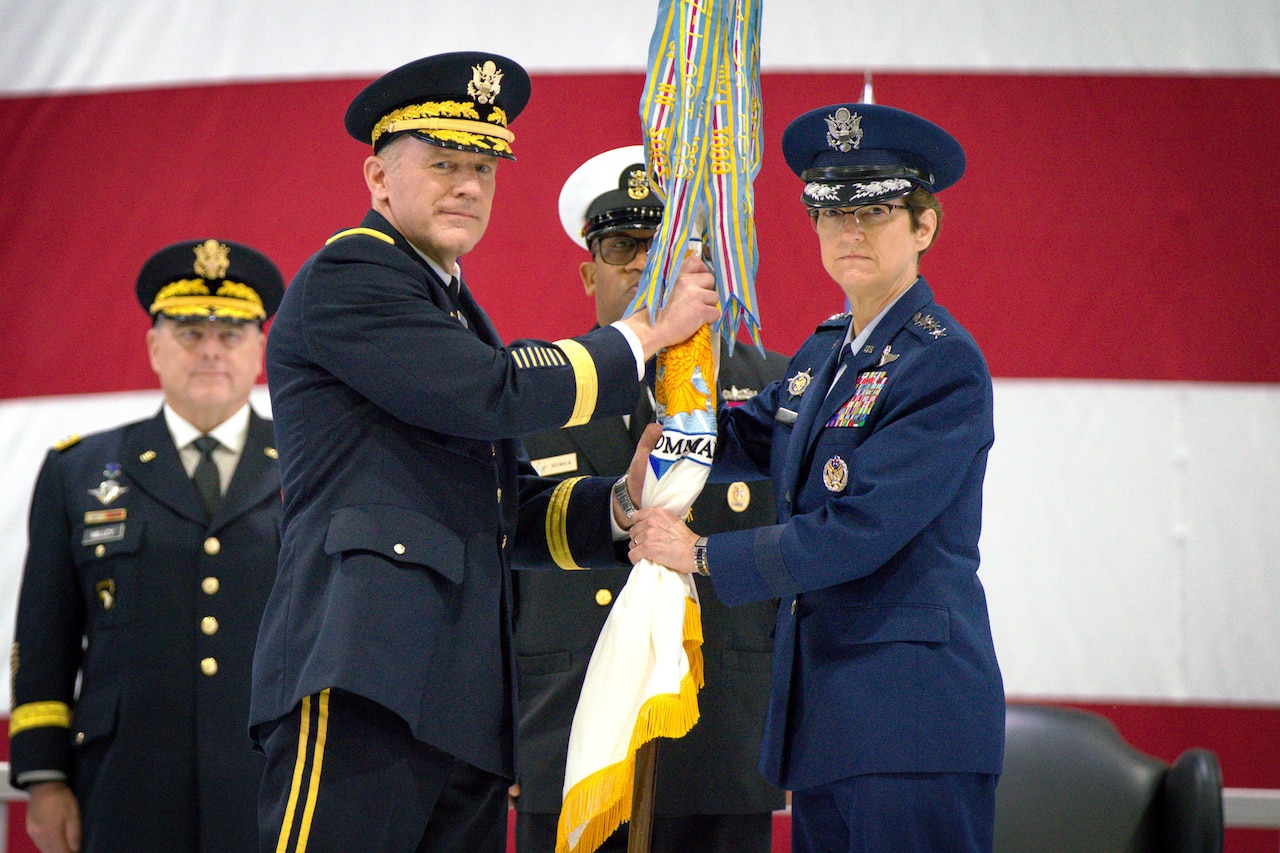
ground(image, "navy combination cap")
xmin=136 ymin=239 xmax=284 ymax=323
xmin=345 ymin=51 xmax=531 ymax=160
xmin=558 ymin=145 xmax=664 ymax=249
xmin=782 ymin=103 xmax=964 ymax=208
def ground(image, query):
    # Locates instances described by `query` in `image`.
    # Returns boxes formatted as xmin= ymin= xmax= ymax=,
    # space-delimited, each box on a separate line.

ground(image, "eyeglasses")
xmin=809 ymin=203 xmax=910 ymax=235
xmin=594 ymin=234 xmax=655 ymax=266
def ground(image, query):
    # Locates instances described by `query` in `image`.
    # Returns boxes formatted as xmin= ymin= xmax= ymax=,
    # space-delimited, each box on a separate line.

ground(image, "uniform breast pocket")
xmin=74 ymin=519 xmax=145 ymax=626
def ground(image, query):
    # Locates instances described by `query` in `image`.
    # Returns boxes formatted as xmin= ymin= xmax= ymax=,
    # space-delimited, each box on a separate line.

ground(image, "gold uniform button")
xmin=393 ymin=543 xmax=406 ymax=555
xmin=75 ymin=731 xmax=86 ymax=745
xmin=595 ymin=589 xmax=613 ymax=607
xmin=497 ymin=488 xmax=503 ymax=503
xmin=727 ymin=481 xmax=751 ymax=513
xmin=501 ymin=535 xmax=508 ymax=549
xmin=201 ymin=616 xmax=219 ymax=635
xmin=203 ymin=537 xmax=221 ymax=555
xmin=202 ymin=576 xmax=220 ymax=595
xmin=94 ymin=544 xmax=106 ymax=558
xmin=200 ymin=657 xmax=218 ymax=676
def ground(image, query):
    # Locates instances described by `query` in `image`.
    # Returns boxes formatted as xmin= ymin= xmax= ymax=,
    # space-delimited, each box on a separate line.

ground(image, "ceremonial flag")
xmin=555 ymin=2 xmax=763 ymax=851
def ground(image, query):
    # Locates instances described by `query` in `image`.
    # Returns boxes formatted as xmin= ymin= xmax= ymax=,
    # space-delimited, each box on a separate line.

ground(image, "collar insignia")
xmin=192 ymin=239 xmax=230 ymax=279
xmin=824 ymin=107 xmax=863 ymax=152
xmin=468 ymin=60 xmax=504 ymax=105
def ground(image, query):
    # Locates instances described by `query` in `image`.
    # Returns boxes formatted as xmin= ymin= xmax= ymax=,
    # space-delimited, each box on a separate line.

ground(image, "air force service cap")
xmin=345 ymin=51 xmax=531 ymax=160
xmin=136 ymin=239 xmax=284 ymax=323
xmin=782 ymin=103 xmax=965 ymax=208
xmin=558 ymin=145 xmax=664 ymax=249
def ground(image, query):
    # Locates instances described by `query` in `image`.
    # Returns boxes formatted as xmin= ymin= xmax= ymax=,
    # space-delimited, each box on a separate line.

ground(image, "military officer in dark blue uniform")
xmin=250 ymin=53 xmax=719 ymax=853
xmin=512 ymin=146 xmax=787 ymax=853
xmin=9 ymin=239 xmax=285 ymax=853
xmin=627 ymin=103 xmax=1006 ymax=852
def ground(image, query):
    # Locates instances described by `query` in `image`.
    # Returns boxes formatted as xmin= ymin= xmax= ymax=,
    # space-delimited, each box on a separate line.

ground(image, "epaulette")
xmin=324 ymin=227 xmax=395 ymax=247
xmin=53 ymin=434 xmax=81 ymax=452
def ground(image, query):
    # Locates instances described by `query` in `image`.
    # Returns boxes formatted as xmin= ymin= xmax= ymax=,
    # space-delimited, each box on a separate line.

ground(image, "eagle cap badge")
xmin=192 ymin=239 xmax=230 ymax=280
xmin=824 ymin=107 xmax=863 ymax=152
xmin=468 ymin=60 xmax=503 ymax=105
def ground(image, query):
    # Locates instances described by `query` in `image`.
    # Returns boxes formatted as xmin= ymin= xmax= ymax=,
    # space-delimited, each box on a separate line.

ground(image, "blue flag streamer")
xmin=637 ymin=0 xmax=763 ymax=352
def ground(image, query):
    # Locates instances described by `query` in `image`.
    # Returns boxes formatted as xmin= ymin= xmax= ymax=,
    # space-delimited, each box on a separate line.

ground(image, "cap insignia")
xmin=627 ymin=167 xmax=651 ymax=200
xmin=193 ymin=239 xmax=231 ymax=280
xmin=468 ymin=60 xmax=504 ymax=105
xmin=824 ymin=107 xmax=863 ymax=152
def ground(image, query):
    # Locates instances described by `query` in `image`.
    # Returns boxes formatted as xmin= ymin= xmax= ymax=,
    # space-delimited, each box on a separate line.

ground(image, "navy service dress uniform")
xmin=250 ymin=53 xmax=653 ymax=853
xmin=513 ymin=146 xmax=786 ymax=853
xmin=8 ymin=239 xmax=285 ymax=852
xmin=701 ymin=104 xmax=1005 ymax=851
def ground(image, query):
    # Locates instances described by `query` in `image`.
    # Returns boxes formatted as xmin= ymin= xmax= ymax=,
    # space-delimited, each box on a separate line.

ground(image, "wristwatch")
xmin=613 ymin=475 xmax=637 ymax=519
xmin=693 ymin=536 xmax=710 ymax=576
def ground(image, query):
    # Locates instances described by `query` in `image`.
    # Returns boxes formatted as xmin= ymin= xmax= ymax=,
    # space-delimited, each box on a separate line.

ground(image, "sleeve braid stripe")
xmin=546 ymin=476 xmax=588 ymax=570
xmin=9 ymin=701 xmax=72 ymax=735
xmin=553 ymin=339 xmax=598 ymax=427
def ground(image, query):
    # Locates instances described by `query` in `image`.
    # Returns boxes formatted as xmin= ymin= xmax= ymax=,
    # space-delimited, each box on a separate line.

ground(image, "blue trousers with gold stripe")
xmin=259 ymin=689 xmax=508 ymax=853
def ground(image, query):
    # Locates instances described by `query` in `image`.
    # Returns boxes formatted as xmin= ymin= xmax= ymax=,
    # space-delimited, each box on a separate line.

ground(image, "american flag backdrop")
xmin=1 ymin=1 xmax=1278 ymax=849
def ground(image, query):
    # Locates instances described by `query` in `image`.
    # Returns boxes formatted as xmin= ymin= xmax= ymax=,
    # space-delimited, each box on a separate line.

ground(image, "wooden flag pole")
xmin=628 ymin=739 xmax=660 ymax=852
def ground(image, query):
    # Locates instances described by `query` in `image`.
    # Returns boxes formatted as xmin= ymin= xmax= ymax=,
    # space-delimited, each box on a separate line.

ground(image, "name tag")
xmin=774 ymin=407 xmax=798 ymax=426
xmin=531 ymin=452 xmax=578 ymax=476
xmin=83 ymin=523 xmax=125 ymax=545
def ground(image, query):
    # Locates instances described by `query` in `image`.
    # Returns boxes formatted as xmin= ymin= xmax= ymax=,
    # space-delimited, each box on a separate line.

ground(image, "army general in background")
xmin=511 ymin=146 xmax=788 ymax=853
xmin=627 ymin=103 xmax=1006 ymax=852
xmin=9 ymin=239 xmax=285 ymax=853
xmin=249 ymin=53 xmax=718 ymax=853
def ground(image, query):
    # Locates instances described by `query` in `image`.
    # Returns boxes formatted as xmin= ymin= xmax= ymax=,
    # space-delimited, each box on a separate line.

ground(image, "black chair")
xmin=995 ymin=703 xmax=1223 ymax=853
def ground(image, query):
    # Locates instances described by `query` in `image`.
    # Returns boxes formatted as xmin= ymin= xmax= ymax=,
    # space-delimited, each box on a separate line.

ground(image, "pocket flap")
xmin=842 ymin=604 xmax=950 ymax=645
xmin=324 ymin=504 xmax=465 ymax=584
xmin=72 ymin=684 xmax=120 ymax=747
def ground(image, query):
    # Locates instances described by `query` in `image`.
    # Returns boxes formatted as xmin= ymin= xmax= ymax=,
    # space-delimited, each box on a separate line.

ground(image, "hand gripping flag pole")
xmin=555 ymin=3 xmax=762 ymax=852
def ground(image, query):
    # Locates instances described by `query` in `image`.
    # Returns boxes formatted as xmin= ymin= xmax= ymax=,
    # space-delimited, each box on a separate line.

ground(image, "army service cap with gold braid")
xmin=558 ymin=145 xmax=664 ymax=250
xmin=136 ymin=239 xmax=284 ymax=324
xmin=345 ymin=51 xmax=531 ymax=160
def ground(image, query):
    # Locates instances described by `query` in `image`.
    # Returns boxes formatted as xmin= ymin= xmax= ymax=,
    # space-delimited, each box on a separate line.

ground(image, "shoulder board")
xmin=816 ymin=311 xmax=851 ymax=331
xmin=325 ymin=227 xmax=395 ymax=246
xmin=908 ymin=310 xmax=949 ymax=341
xmin=53 ymin=433 xmax=81 ymax=452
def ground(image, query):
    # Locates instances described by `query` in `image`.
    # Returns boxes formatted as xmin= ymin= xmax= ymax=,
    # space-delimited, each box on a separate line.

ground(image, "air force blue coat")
xmin=705 ymin=277 xmax=1005 ymax=791
xmin=250 ymin=211 xmax=643 ymax=780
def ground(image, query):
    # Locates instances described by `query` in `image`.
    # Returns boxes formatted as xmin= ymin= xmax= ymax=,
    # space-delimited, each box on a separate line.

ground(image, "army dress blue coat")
xmin=9 ymin=409 xmax=281 ymax=852
xmin=705 ymin=277 xmax=1005 ymax=791
xmin=250 ymin=210 xmax=645 ymax=781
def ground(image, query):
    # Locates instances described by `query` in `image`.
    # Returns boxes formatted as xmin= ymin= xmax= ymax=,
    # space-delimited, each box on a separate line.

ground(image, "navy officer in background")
xmin=512 ymin=146 xmax=787 ymax=853
xmin=627 ymin=103 xmax=1005 ymax=852
xmin=10 ymin=239 xmax=285 ymax=853
xmin=250 ymin=53 xmax=718 ymax=853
